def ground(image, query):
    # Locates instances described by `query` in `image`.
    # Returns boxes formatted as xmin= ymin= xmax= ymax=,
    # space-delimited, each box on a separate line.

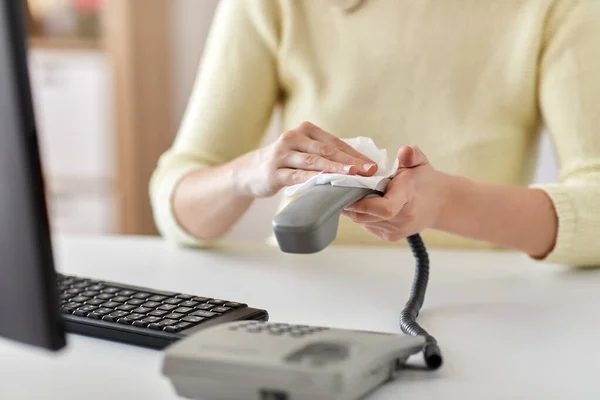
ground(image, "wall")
xmin=168 ymin=0 xmax=559 ymax=243
xmin=170 ymin=0 xmax=218 ymax=131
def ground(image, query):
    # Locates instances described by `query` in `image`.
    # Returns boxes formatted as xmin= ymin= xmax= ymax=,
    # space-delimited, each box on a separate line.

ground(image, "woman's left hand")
xmin=342 ymin=146 xmax=451 ymax=241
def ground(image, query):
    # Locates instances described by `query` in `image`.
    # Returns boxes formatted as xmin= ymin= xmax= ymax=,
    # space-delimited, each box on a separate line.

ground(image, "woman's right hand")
xmin=234 ymin=121 xmax=379 ymax=198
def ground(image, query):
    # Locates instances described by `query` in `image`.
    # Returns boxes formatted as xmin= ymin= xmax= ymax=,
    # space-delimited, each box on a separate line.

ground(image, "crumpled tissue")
xmin=284 ymin=136 xmax=399 ymax=197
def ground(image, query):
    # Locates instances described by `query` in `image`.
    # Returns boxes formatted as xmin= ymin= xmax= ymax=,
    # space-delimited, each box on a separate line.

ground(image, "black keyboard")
xmin=56 ymin=274 xmax=269 ymax=348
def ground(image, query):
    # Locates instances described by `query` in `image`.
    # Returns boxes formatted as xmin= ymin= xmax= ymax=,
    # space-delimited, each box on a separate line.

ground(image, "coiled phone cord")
xmin=401 ymin=234 xmax=443 ymax=369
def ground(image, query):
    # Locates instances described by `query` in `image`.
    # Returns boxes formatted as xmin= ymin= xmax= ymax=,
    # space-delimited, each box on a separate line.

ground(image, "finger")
xmin=398 ymin=146 xmax=428 ymax=168
xmin=347 ymin=181 xmax=409 ymax=219
xmin=283 ymin=151 xmax=358 ymax=174
xmin=274 ymin=168 xmax=320 ymax=187
xmin=295 ymin=122 xmax=378 ymax=174
xmin=341 ymin=210 xmax=383 ymax=223
xmin=345 ymin=196 xmax=398 ymax=219
xmin=290 ymin=134 xmax=377 ymax=176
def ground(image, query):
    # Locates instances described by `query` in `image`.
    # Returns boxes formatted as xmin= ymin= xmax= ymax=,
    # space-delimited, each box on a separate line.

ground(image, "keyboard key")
xmin=59 ymin=293 xmax=73 ymax=300
xmin=102 ymin=311 xmax=129 ymax=322
xmin=149 ymin=310 xmax=169 ymax=317
xmin=211 ymin=306 xmax=232 ymax=313
xmin=182 ymin=316 xmax=204 ymax=324
xmin=164 ymin=322 xmax=193 ymax=333
xmin=132 ymin=316 xmax=161 ymax=327
xmin=117 ymin=313 xmax=144 ymax=324
xmin=148 ymin=295 xmax=167 ymax=302
xmin=71 ymin=296 xmax=91 ymax=303
xmin=126 ymin=299 xmax=145 ymax=306
xmin=60 ymin=302 xmax=82 ymax=313
xmin=65 ymin=288 xmax=81 ymax=295
xmin=224 ymin=302 xmax=247 ymax=309
xmin=111 ymin=310 xmax=130 ymax=318
xmin=96 ymin=293 xmax=113 ymax=300
xmin=132 ymin=293 xmax=151 ymax=299
xmin=175 ymin=294 xmax=195 ymax=300
xmin=163 ymin=298 xmax=182 ymax=305
xmin=87 ymin=284 xmax=105 ymax=291
xmin=148 ymin=319 xmax=177 ymax=330
xmin=88 ymin=308 xmax=112 ymax=319
xmin=192 ymin=297 xmax=211 ymax=302
xmin=195 ymin=304 xmax=214 ymax=311
xmin=73 ymin=282 xmax=89 ymax=289
xmin=164 ymin=313 xmax=185 ymax=320
xmin=116 ymin=304 xmax=137 ymax=311
xmin=141 ymin=301 xmax=161 ymax=308
xmin=84 ymin=298 xmax=106 ymax=306
xmin=174 ymin=307 xmax=193 ymax=314
xmin=190 ymin=310 xmax=215 ymax=318
xmin=208 ymin=299 xmax=228 ymax=305
xmin=64 ymin=302 xmax=82 ymax=309
xmin=131 ymin=307 xmax=153 ymax=314
xmin=112 ymin=296 xmax=131 ymax=303
xmin=73 ymin=305 xmax=98 ymax=316
xmin=117 ymin=290 xmax=136 ymax=296
xmin=102 ymin=287 xmax=120 ymax=294
xmin=179 ymin=301 xmax=199 ymax=308
xmin=101 ymin=301 xmax=122 ymax=308
xmin=80 ymin=290 xmax=99 ymax=297
xmin=61 ymin=278 xmax=75 ymax=285
xmin=157 ymin=304 xmax=177 ymax=311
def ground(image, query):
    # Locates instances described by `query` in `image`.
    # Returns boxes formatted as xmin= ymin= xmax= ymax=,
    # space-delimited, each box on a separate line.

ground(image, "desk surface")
xmin=1 ymin=234 xmax=599 ymax=400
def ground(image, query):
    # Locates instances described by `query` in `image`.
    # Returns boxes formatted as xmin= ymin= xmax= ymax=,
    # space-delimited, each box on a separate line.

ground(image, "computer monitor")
xmin=0 ymin=0 xmax=66 ymax=351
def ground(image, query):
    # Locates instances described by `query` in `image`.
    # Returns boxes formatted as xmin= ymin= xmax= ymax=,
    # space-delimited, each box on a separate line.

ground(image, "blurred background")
xmin=23 ymin=0 xmax=559 ymax=243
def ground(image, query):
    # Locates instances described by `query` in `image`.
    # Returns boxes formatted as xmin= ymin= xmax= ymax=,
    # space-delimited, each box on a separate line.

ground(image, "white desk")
xmin=1 ymin=234 xmax=599 ymax=400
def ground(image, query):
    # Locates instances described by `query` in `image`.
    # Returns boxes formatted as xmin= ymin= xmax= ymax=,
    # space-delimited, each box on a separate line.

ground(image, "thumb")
xmin=398 ymin=146 xmax=428 ymax=168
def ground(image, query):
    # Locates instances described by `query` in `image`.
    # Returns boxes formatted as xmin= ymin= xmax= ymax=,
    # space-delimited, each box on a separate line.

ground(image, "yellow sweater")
xmin=150 ymin=0 xmax=600 ymax=266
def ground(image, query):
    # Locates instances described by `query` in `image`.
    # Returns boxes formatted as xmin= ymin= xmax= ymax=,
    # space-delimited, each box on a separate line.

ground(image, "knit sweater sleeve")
xmin=149 ymin=0 xmax=280 ymax=246
xmin=531 ymin=0 xmax=600 ymax=267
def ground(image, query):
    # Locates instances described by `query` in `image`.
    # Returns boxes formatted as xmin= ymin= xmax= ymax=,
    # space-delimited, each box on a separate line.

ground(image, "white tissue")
xmin=284 ymin=136 xmax=399 ymax=197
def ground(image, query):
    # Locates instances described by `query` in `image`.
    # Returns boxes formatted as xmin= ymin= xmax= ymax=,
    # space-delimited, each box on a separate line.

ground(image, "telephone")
xmin=161 ymin=185 xmax=442 ymax=400
xmin=272 ymin=185 xmax=443 ymax=369
xmin=162 ymin=320 xmax=425 ymax=400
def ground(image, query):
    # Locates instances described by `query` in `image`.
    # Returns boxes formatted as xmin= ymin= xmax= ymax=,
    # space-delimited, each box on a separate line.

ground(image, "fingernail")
xmin=363 ymin=163 xmax=375 ymax=171
xmin=343 ymin=165 xmax=354 ymax=173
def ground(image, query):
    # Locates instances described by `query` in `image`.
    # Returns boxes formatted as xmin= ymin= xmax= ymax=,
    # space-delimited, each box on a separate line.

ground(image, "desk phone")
xmin=162 ymin=184 xmax=442 ymax=400
xmin=162 ymin=321 xmax=425 ymax=400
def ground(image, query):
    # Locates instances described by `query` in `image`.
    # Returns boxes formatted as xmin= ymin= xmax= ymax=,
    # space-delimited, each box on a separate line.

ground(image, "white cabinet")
xmin=27 ymin=48 xmax=117 ymax=233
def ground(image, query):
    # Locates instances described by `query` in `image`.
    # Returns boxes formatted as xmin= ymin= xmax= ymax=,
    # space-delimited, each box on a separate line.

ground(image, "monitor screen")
xmin=0 ymin=0 xmax=65 ymax=351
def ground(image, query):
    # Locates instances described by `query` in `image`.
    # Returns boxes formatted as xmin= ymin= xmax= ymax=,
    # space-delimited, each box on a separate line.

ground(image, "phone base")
xmin=162 ymin=321 xmax=424 ymax=400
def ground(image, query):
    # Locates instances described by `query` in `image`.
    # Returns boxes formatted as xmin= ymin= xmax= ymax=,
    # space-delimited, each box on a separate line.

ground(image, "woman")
xmin=150 ymin=0 xmax=600 ymax=267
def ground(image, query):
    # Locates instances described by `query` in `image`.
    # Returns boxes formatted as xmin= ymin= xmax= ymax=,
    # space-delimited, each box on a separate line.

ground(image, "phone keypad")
xmin=232 ymin=322 xmax=329 ymax=338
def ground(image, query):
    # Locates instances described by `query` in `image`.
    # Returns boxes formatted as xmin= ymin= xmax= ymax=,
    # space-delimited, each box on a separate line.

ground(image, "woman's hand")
xmin=342 ymin=146 xmax=451 ymax=241
xmin=235 ymin=121 xmax=378 ymax=198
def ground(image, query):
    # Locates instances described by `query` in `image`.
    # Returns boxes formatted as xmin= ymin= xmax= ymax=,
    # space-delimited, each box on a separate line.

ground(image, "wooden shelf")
xmin=28 ymin=36 xmax=104 ymax=51
xmin=25 ymin=0 xmax=173 ymax=236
